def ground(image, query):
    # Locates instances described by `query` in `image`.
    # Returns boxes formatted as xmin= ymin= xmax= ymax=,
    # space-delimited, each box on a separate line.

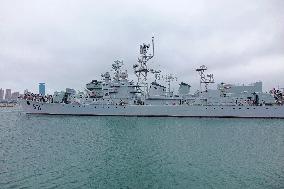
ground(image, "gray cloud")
xmin=0 ymin=0 xmax=283 ymax=93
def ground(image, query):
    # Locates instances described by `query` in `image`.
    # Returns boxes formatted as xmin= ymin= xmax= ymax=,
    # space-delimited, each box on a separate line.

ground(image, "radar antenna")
xmin=196 ymin=65 xmax=214 ymax=92
xmin=133 ymin=37 xmax=155 ymax=82
xmin=112 ymin=60 xmax=124 ymax=81
xmin=162 ymin=74 xmax=178 ymax=95
xmin=149 ymin=69 xmax=161 ymax=82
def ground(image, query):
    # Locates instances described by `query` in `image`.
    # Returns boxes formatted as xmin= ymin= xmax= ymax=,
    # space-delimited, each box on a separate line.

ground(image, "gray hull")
xmin=20 ymin=100 xmax=284 ymax=118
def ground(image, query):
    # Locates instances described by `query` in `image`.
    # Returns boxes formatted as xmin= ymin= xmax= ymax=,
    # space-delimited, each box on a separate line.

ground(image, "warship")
xmin=21 ymin=37 xmax=284 ymax=118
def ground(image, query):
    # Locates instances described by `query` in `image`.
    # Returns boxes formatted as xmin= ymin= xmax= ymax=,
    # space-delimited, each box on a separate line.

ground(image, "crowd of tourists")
xmin=22 ymin=93 xmax=53 ymax=103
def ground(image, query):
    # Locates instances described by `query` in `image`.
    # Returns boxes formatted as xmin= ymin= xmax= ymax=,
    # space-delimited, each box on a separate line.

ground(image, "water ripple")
xmin=0 ymin=112 xmax=283 ymax=188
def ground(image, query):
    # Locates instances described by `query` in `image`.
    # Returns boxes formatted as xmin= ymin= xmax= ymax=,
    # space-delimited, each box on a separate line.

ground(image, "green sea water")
xmin=0 ymin=108 xmax=283 ymax=189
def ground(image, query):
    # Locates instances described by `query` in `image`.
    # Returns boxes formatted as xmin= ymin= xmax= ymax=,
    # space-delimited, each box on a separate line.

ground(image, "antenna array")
xmin=133 ymin=37 xmax=155 ymax=82
xmin=196 ymin=65 xmax=214 ymax=92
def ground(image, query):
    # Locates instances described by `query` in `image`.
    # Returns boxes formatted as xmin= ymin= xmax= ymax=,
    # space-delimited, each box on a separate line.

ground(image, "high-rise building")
xmin=11 ymin=92 xmax=20 ymax=100
xmin=0 ymin=88 xmax=4 ymax=100
xmin=5 ymin=89 xmax=11 ymax=100
xmin=39 ymin=83 xmax=45 ymax=95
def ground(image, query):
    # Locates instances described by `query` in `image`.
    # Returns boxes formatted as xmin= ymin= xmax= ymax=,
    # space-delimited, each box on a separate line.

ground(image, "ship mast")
xmin=162 ymin=74 xmax=177 ymax=96
xmin=112 ymin=60 xmax=124 ymax=81
xmin=133 ymin=37 xmax=155 ymax=82
xmin=150 ymin=69 xmax=161 ymax=82
xmin=196 ymin=65 xmax=214 ymax=92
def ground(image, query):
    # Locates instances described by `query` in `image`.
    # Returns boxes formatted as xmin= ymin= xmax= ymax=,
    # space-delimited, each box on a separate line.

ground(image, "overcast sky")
xmin=0 ymin=0 xmax=283 ymax=94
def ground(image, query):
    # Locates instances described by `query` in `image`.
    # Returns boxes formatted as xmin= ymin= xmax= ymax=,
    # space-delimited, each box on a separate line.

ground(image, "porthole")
xmin=266 ymin=108 xmax=269 ymax=109
xmin=233 ymin=108 xmax=235 ymax=110
xmin=247 ymin=108 xmax=249 ymax=109
xmin=239 ymin=108 xmax=241 ymax=109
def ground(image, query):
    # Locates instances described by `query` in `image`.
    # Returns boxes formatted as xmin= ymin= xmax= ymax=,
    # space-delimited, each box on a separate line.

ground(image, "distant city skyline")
xmin=0 ymin=88 xmax=4 ymax=100
xmin=0 ymin=88 xmax=20 ymax=101
xmin=5 ymin=89 xmax=11 ymax=100
xmin=0 ymin=0 xmax=283 ymax=93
